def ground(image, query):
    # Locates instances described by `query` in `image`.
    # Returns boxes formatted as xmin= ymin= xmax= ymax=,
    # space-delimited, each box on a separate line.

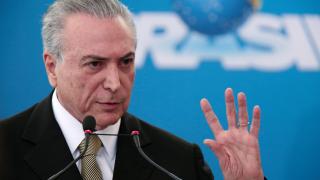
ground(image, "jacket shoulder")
xmin=0 ymin=104 xmax=38 ymax=134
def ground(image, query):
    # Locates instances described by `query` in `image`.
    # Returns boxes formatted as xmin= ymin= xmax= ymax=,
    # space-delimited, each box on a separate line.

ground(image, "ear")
xmin=43 ymin=51 xmax=58 ymax=87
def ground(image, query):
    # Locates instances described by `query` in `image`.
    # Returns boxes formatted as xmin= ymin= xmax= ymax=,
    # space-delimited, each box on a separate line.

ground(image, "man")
xmin=0 ymin=0 xmax=264 ymax=179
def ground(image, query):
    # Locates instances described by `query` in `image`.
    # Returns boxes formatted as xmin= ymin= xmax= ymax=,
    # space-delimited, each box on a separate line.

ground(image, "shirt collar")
xmin=51 ymin=89 xmax=120 ymax=160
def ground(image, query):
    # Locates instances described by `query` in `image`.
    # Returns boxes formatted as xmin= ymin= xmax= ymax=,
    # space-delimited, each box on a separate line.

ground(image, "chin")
xmin=94 ymin=112 xmax=123 ymax=130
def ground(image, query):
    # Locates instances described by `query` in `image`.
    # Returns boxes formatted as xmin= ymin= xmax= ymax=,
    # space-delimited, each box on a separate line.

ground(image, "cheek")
xmin=64 ymin=72 xmax=85 ymax=89
xmin=59 ymin=69 xmax=87 ymax=103
xmin=80 ymin=75 xmax=106 ymax=108
xmin=129 ymin=72 xmax=135 ymax=82
xmin=77 ymin=81 xmax=86 ymax=89
xmin=124 ymin=72 xmax=135 ymax=92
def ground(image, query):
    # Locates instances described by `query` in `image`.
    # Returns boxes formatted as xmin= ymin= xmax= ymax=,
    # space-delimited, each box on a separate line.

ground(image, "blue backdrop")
xmin=1 ymin=0 xmax=320 ymax=179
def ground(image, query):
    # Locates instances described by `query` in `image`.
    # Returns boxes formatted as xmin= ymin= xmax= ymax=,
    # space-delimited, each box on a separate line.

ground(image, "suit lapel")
xmin=22 ymin=95 xmax=81 ymax=180
xmin=112 ymin=113 xmax=154 ymax=180
xmin=21 ymin=95 xmax=155 ymax=180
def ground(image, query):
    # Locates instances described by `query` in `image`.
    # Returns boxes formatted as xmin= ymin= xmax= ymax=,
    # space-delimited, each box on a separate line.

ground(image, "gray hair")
xmin=42 ymin=0 xmax=136 ymax=61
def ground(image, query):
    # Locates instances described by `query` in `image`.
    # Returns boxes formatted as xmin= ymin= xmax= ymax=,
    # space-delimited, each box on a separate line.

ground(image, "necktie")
xmin=78 ymin=135 xmax=103 ymax=180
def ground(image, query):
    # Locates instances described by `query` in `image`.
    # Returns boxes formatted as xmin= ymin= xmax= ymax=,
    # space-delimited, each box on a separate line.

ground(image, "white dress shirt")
xmin=52 ymin=90 xmax=120 ymax=180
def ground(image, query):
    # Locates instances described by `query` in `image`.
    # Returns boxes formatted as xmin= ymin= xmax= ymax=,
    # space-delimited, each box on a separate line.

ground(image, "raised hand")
xmin=200 ymin=88 xmax=264 ymax=180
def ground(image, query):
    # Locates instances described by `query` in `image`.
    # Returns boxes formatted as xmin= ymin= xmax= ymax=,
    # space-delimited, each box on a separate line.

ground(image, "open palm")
xmin=200 ymin=88 xmax=264 ymax=180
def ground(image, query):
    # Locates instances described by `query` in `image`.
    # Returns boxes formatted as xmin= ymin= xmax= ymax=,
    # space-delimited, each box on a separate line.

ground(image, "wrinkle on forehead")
xmin=61 ymin=13 xmax=135 ymax=57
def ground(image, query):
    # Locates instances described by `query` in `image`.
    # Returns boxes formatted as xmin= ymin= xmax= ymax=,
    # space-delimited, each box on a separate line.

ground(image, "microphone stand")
xmin=48 ymin=114 xmax=183 ymax=180
xmin=92 ymin=131 xmax=183 ymax=180
xmin=47 ymin=132 xmax=91 ymax=180
xmin=131 ymin=131 xmax=183 ymax=180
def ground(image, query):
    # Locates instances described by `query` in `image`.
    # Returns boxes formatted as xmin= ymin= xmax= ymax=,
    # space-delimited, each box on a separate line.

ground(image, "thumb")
xmin=204 ymin=139 xmax=226 ymax=161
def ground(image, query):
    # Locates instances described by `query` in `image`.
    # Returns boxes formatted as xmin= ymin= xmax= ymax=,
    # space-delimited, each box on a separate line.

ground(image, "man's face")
xmin=44 ymin=13 xmax=135 ymax=130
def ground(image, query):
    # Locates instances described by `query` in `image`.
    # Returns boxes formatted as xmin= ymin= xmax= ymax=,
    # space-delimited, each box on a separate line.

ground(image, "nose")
xmin=103 ymin=64 xmax=121 ymax=92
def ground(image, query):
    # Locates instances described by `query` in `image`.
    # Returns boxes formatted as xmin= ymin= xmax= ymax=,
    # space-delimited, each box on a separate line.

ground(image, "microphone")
xmin=49 ymin=116 xmax=183 ymax=180
xmin=82 ymin=115 xmax=96 ymax=134
xmin=48 ymin=116 xmax=95 ymax=180
xmin=87 ymin=117 xmax=183 ymax=180
xmin=131 ymin=131 xmax=183 ymax=180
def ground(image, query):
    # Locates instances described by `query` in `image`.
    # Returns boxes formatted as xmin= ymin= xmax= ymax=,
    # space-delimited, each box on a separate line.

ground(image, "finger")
xmin=250 ymin=105 xmax=261 ymax=137
xmin=225 ymin=88 xmax=237 ymax=128
xmin=237 ymin=92 xmax=249 ymax=131
xmin=200 ymin=98 xmax=223 ymax=137
xmin=203 ymin=139 xmax=225 ymax=160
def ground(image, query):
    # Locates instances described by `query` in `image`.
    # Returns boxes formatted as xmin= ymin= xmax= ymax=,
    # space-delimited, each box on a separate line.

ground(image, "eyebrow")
xmin=80 ymin=52 xmax=135 ymax=62
xmin=121 ymin=52 xmax=135 ymax=59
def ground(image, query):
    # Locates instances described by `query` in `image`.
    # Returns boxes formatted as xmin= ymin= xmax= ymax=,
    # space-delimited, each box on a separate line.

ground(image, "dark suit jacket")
xmin=0 ymin=94 xmax=214 ymax=180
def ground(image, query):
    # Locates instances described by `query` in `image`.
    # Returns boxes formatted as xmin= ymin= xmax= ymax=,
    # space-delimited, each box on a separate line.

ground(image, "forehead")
xmin=61 ymin=13 xmax=135 ymax=56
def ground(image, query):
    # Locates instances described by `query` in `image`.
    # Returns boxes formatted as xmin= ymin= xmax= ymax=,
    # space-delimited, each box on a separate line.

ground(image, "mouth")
xmin=96 ymin=101 xmax=121 ymax=111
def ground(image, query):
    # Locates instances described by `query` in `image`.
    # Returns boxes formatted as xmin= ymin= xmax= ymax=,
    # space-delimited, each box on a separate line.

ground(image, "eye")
xmin=120 ymin=58 xmax=134 ymax=68
xmin=87 ymin=61 xmax=103 ymax=70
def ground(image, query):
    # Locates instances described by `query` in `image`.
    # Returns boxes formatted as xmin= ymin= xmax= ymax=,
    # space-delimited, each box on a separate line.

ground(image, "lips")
xmin=96 ymin=101 xmax=121 ymax=111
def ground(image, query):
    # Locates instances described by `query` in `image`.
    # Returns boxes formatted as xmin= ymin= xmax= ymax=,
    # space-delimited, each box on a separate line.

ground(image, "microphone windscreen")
xmin=82 ymin=115 xmax=96 ymax=132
